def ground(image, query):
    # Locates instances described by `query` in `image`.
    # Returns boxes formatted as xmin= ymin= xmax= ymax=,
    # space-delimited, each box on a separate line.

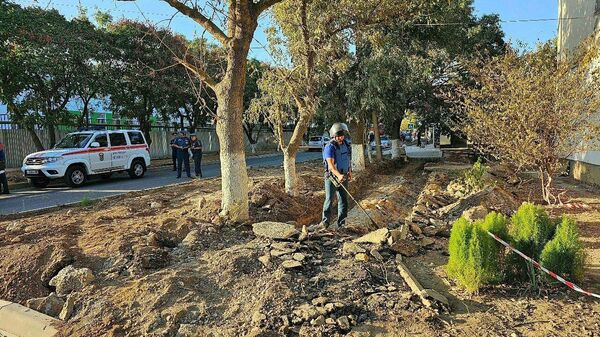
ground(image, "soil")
xmin=0 ymin=159 xmax=599 ymax=336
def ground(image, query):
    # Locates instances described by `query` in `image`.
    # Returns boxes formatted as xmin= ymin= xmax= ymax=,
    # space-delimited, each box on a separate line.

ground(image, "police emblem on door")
xmin=99 ymin=153 xmax=104 ymax=161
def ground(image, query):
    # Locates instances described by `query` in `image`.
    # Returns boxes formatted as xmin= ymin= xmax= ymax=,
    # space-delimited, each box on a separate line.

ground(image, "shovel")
xmin=328 ymin=173 xmax=380 ymax=229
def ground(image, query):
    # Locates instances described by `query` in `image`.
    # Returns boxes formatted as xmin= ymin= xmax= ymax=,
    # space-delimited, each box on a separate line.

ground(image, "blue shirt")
xmin=175 ymin=137 xmax=190 ymax=149
xmin=323 ymin=140 xmax=351 ymax=174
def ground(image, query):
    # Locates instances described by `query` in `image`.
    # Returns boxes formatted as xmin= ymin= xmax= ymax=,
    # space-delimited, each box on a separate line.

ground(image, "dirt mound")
xmin=249 ymin=173 xmax=324 ymax=226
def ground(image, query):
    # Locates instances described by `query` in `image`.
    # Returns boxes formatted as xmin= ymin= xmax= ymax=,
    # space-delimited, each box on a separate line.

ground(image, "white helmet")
xmin=329 ymin=122 xmax=349 ymax=138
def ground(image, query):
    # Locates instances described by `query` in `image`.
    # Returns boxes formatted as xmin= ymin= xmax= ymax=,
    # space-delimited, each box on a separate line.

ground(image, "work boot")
xmin=328 ymin=223 xmax=339 ymax=231
xmin=310 ymin=221 xmax=328 ymax=232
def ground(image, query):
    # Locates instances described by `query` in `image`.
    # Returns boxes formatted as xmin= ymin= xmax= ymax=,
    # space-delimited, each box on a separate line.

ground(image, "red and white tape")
xmin=486 ymin=231 xmax=600 ymax=299
xmin=563 ymin=203 xmax=592 ymax=210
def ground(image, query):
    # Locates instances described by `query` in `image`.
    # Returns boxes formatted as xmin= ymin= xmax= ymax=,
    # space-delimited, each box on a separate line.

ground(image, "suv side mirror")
xmin=90 ymin=142 xmax=101 ymax=148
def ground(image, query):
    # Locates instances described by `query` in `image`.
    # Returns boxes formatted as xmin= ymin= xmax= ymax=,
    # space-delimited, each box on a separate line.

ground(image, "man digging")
xmin=318 ymin=122 xmax=352 ymax=230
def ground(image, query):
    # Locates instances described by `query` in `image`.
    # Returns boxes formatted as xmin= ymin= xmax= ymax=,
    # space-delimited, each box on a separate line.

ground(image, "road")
xmin=0 ymin=151 xmax=323 ymax=216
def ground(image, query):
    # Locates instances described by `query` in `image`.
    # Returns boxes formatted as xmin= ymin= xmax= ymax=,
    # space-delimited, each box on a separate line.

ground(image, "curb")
xmin=0 ymin=300 xmax=58 ymax=337
xmin=1 ymin=178 xmax=198 ymax=219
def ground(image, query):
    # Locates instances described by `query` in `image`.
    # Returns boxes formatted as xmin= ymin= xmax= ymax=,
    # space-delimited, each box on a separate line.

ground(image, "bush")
xmin=447 ymin=213 xmax=508 ymax=293
xmin=540 ymin=216 xmax=586 ymax=282
xmin=509 ymin=202 xmax=555 ymax=258
xmin=447 ymin=217 xmax=473 ymax=281
xmin=464 ymin=158 xmax=487 ymax=192
xmin=507 ymin=203 xmax=555 ymax=283
xmin=481 ymin=211 xmax=509 ymax=240
xmin=448 ymin=204 xmax=587 ymax=293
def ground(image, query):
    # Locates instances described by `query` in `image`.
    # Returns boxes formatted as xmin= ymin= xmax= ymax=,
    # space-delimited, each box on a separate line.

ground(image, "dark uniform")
xmin=170 ymin=133 xmax=178 ymax=171
xmin=190 ymin=135 xmax=203 ymax=177
xmin=174 ymin=135 xmax=191 ymax=178
xmin=0 ymin=143 xmax=8 ymax=194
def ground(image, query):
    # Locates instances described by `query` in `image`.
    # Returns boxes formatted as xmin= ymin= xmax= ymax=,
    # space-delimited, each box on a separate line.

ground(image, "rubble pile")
xmin=405 ymin=172 xmax=457 ymax=236
xmin=405 ymin=169 xmax=517 ymax=239
xmin=247 ymin=221 xmax=444 ymax=336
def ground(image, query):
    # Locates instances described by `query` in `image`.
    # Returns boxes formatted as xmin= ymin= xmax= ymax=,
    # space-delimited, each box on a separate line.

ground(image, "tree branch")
xmin=254 ymin=0 xmax=284 ymax=16
xmin=174 ymin=57 xmax=218 ymax=89
xmin=163 ymin=0 xmax=230 ymax=45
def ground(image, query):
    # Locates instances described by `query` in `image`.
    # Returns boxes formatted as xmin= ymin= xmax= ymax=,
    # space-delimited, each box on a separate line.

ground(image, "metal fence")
xmin=0 ymin=123 xmax=290 ymax=169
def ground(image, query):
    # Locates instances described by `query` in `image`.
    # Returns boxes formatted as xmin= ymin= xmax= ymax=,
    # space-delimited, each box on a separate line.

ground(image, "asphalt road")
xmin=0 ymin=151 xmax=323 ymax=216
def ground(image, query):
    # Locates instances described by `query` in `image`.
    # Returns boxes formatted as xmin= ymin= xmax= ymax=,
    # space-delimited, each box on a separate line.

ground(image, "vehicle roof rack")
xmin=76 ymin=126 xmax=106 ymax=131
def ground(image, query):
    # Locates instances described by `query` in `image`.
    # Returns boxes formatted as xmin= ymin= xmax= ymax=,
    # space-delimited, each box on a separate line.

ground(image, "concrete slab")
xmin=396 ymin=262 xmax=449 ymax=311
xmin=405 ymin=145 xmax=443 ymax=159
xmin=0 ymin=300 xmax=58 ymax=337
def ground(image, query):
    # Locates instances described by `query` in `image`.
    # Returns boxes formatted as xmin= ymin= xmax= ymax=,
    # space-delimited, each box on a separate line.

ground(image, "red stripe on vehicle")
xmin=63 ymin=144 xmax=147 ymax=156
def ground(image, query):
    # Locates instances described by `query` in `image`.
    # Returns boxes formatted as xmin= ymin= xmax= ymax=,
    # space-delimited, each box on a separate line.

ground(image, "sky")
xmin=10 ymin=0 xmax=560 ymax=62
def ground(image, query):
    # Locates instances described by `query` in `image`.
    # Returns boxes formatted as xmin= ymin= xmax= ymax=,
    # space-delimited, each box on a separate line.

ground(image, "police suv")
xmin=21 ymin=129 xmax=151 ymax=188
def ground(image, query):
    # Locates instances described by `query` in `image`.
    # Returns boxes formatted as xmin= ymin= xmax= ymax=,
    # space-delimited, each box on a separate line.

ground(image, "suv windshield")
xmin=54 ymin=133 xmax=93 ymax=149
xmin=309 ymin=137 xmax=322 ymax=141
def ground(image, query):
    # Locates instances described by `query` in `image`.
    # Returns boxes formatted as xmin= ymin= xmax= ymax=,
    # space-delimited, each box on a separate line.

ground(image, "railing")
xmin=0 ymin=122 xmax=290 ymax=169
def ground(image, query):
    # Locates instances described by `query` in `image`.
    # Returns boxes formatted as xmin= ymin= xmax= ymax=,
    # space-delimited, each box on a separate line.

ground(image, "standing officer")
xmin=174 ymin=130 xmax=192 ymax=178
xmin=170 ymin=132 xmax=178 ymax=171
xmin=320 ymin=122 xmax=352 ymax=230
xmin=190 ymin=133 xmax=203 ymax=178
xmin=0 ymin=142 xmax=9 ymax=194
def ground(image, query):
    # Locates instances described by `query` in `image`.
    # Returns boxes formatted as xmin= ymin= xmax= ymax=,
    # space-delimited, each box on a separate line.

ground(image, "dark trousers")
xmin=322 ymin=174 xmax=348 ymax=226
xmin=0 ymin=172 xmax=8 ymax=194
xmin=171 ymin=150 xmax=177 ymax=170
xmin=193 ymin=153 xmax=202 ymax=177
xmin=176 ymin=150 xmax=190 ymax=177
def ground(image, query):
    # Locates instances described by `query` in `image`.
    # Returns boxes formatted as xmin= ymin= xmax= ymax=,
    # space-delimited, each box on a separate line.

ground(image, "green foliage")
xmin=447 ymin=213 xmax=508 ymax=293
xmin=506 ymin=203 xmax=555 ymax=283
xmin=481 ymin=211 xmax=509 ymax=240
xmin=463 ymin=158 xmax=487 ymax=192
xmin=448 ymin=204 xmax=587 ymax=294
xmin=509 ymin=203 xmax=555 ymax=259
xmin=80 ymin=197 xmax=93 ymax=207
xmin=540 ymin=216 xmax=586 ymax=282
xmin=447 ymin=217 xmax=473 ymax=280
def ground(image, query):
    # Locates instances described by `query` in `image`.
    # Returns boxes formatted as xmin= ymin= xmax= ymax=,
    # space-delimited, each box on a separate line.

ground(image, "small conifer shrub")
xmin=540 ymin=216 xmax=586 ymax=282
xmin=507 ymin=203 xmax=556 ymax=283
xmin=447 ymin=212 xmax=508 ymax=293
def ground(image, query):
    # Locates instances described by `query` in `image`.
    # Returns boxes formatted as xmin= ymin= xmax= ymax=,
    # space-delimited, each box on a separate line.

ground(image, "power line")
xmin=412 ymin=15 xmax=598 ymax=26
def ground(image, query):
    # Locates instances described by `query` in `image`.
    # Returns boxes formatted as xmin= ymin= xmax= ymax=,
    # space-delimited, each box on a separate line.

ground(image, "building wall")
xmin=558 ymin=0 xmax=600 ymax=181
xmin=558 ymin=0 xmax=600 ymax=57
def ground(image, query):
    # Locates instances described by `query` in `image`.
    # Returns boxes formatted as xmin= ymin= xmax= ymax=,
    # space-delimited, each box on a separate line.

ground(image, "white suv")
xmin=307 ymin=136 xmax=330 ymax=151
xmin=21 ymin=129 xmax=151 ymax=188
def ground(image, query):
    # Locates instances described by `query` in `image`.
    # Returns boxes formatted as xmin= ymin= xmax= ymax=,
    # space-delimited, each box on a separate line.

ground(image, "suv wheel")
xmin=128 ymin=159 xmax=146 ymax=179
xmin=29 ymin=178 xmax=50 ymax=188
xmin=65 ymin=165 xmax=87 ymax=187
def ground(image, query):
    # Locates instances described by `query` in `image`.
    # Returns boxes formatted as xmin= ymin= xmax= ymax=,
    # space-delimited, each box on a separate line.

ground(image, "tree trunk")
xmin=215 ymin=87 xmax=251 ymax=221
xmin=348 ymin=119 xmax=366 ymax=172
xmin=8 ymin=102 xmax=45 ymax=151
xmin=27 ymin=126 xmax=45 ymax=151
xmin=214 ymin=24 xmax=256 ymax=221
xmin=283 ymin=148 xmax=298 ymax=196
xmin=83 ymin=97 xmax=91 ymax=128
xmin=48 ymin=123 xmax=57 ymax=148
xmin=539 ymin=167 xmax=555 ymax=205
xmin=140 ymin=114 xmax=153 ymax=146
xmin=371 ymin=111 xmax=382 ymax=161
xmin=390 ymin=117 xmax=402 ymax=159
xmin=243 ymin=122 xmax=258 ymax=154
